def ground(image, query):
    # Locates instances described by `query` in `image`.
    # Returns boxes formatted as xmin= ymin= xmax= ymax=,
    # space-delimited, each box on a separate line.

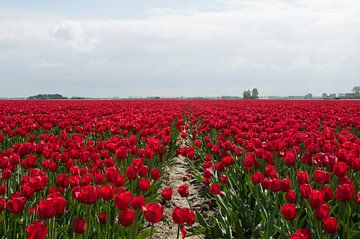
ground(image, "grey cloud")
xmin=30 ymin=60 xmax=65 ymax=68
xmin=50 ymin=21 xmax=97 ymax=51
xmin=0 ymin=0 xmax=359 ymax=97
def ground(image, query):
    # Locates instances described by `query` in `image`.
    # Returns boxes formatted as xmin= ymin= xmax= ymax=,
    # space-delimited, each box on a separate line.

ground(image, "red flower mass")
xmin=0 ymin=100 xmax=359 ymax=238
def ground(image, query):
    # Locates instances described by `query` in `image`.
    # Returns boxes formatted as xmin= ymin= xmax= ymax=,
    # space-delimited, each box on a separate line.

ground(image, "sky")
xmin=0 ymin=0 xmax=359 ymax=98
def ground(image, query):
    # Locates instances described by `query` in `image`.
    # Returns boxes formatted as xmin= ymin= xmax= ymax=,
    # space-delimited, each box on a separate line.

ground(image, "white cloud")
xmin=50 ymin=21 xmax=97 ymax=51
xmin=149 ymin=8 xmax=199 ymax=16
xmin=0 ymin=21 xmax=53 ymax=40
xmin=30 ymin=60 xmax=65 ymax=68
xmin=0 ymin=0 xmax=359 ymax=97
xmin=288 ymin=55 xmax=318 ymax=70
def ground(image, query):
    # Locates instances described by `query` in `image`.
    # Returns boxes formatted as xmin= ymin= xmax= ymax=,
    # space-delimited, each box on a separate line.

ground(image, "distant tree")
xmin=322 ymin=93 xmax=328 ymax=98
xmin=352 ymin=86 xmax=360 ymax=94
xmin=28 ymin=94 xmax=67 ymax=100
xmin=243 ymin=90 xmax=252 ymax=99
xmin=71 ymin=96 xmax=86 ymax=99
xmin=305 ymin=93 xmax=313 ymax=99
xmin=329 ymin=93 xmax=337 ymax=98
xmin=252 ymin=88 xmax=259 ymax=99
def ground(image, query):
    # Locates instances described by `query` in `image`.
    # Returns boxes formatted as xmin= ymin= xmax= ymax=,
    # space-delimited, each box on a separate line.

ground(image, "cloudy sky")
xmin=1 ymin=0 xmax=359 ymax=97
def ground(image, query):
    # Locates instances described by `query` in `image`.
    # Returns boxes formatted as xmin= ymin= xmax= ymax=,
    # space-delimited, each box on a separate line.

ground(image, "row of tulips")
xmin=178 ymin=100 xmax=360 ymax=239
xmin=0 ymin=100 xmax=199 ymax=238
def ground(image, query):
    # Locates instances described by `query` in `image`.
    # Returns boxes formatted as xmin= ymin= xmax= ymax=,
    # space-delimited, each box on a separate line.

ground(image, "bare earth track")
xmin=153 ymin=153 xmax=214 ymax=239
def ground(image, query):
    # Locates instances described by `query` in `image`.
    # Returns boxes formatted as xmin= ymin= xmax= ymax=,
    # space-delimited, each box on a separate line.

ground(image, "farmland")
xmin=0 ymin=100 xmax=359 ymax=239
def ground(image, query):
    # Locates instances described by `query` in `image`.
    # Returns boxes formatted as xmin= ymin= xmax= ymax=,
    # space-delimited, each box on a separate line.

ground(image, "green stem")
xmin=13 ymin=215 xmax=17 ymax=239
xmin=150 ymin=223 xmax=154 ymax=239
xmin=106 ymin=203 xmax=111 ymax=238
xmin=48 ymin=219 xmax=52 ymax=239
xmin=53 ymin=217 xmax=57 ymax=239
xmin=343 ymin=202 xmax=349 ymax=239
xmin=86 ymin=205 xmax=91 ymax=238
xmin=2 ymin=212 xmax=6 ymax=236
xmin=176 ymin=224 xmax=180 ymax=239
xmin=186 ymin=198 xmax=192 ymax=210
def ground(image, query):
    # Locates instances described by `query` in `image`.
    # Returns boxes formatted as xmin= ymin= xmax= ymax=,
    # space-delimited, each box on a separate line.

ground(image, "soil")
xmin=146 ymin=132 xmax=215 ymax=239
xmin=151 ymin=154 xmax=214 ymax=239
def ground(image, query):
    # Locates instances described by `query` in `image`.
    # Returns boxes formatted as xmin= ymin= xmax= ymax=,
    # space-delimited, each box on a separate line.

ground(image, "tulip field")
xmin=0 ymin=99 xmax=359 ymax=239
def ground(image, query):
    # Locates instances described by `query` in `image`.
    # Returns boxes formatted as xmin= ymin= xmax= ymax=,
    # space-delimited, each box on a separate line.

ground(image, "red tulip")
xmin=315 ymin=203 xmax=330 ymax=221
xmin=144 ymin=148 xmax=155 ymax=159
xmin=21 ymin=184 xmax=35 ymax=199
xmin=115 ymin=191 xmax=132 ymax=210
xmin=172 ymin=207 xmax=196 ymax=225
xmin=356 ymin=192 xmax=360 ymax=204
xmin=284 ymin=150 xmax=296 ymax=166
xmin=94 ymin=173 xmax=105 ymax=185
xmin=204 ymin=168 xmax=214 ymax=178
xmin=251 ymin=172 xmax=264 ymax=184
xmin=138 ymin=178 xmax=150 ymax=192
xmin=161 ymin=187 xmax=173 ymax=201
xmin=99 ymin=212 xmax=107 ymax=224
xmin=126 ymin=166 xmax=137 ymax=180
xmin=209 ymin=183 xmax=222 ymax=195
xmin=221 ymin=156 xmax=235 ymax=167
xmin=268 ymin=179 xmax=280 ymax=192
xmin=37 ymin=199 xmax=56 ymax=219
xmin=132 ymin=158 xmax=144 ymax=170
xmin=0 ymin=184 xmax=6 ymax=195
xmin=291 ymin=228 xmax=311 ymax=239
xmin=280 ymin=203 xmax=297 ymax=221
xmin=172 ymin=207 xmax=187 ymax=224
xmin=313 ymin=168 xmax=331 ymax=184
xmin=101 ymin=184 xmax=115 ymax=201
xmin=25 ymin=221 xmax=48 ymax=239
xmin=143 ymin=202 xmax=163 ymax=223
xmin=203 ymin=177 xmax=211 ymax=185
xmin=118 ymin=208 xmax=136 ymax=227
xmin=351 ymin=158 xmax=360 ymax=170
xmin=138 ymin=166 xmax=149 ymax=177
xmin=336 ymin=183 xmax=354 ymax=201
xmin=333 ymin=162 xmax=348 ymax=177
xmin=56 ymin=173 xmax=69 ymax=188
xmin=105 ymin=167 xmax=118 ymax=182
xmin=321 ymin=187 xmax=334 ymax=201
xmin=296 ymin=171 xmax=310 ymax=185
xmin=2 ymin=168 xmax=12 ymax=179
xmin=150 ymin=168 xmax=161 ymax=180
xmin=0 ymin=198 xmax=6 ymax=211
xmin=309 ymin=190 xmax=324 ymax=209
xmin=76 ymin=185 xmax=98 ymax=204
xmin=116 ymin=147 xmax=128 ymax=161
xmin=185 ymin=209 xmax=196 ymax=225
xmin=322 ymin=217 xmax=338 ymax=234
xmin=279 ymin=178 xmax=291 ymax=192
xmin=74 ymin=218 xmax=87 ymax=234
xmin=286 ymin=190 xmax=297 ymax=203
xmin=220 ymin=175 xmax=229 ymax=184
xmin=178 ymin=184 xmax=189 ymax=198
xmin=7 ymin=194 xmax=26 ymax=214
xmin=265 ymin=165 xmax=278 ymax=179
xmin=261 ymin=178 xmax=269 ymax=189
xmin=132 ymin=194 xmax=146 ymax=210
xmin=215 ymin=162 xmax=225 ymax=173
xmin=300 ymin=184 xmax=312 ymax=198
xmin=114 ymin=174 xmax=126 ymax=187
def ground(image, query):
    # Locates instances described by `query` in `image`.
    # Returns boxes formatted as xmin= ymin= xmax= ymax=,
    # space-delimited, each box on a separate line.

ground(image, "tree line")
xmin=28 ymin=94 xmax=67 ymax=100
xmin=243 ymin=88 xmax=259 ymax=99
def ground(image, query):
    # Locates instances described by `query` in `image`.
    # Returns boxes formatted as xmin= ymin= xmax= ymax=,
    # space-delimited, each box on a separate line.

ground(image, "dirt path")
xmin=153 ymin=154 xmax=207 ymax=239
